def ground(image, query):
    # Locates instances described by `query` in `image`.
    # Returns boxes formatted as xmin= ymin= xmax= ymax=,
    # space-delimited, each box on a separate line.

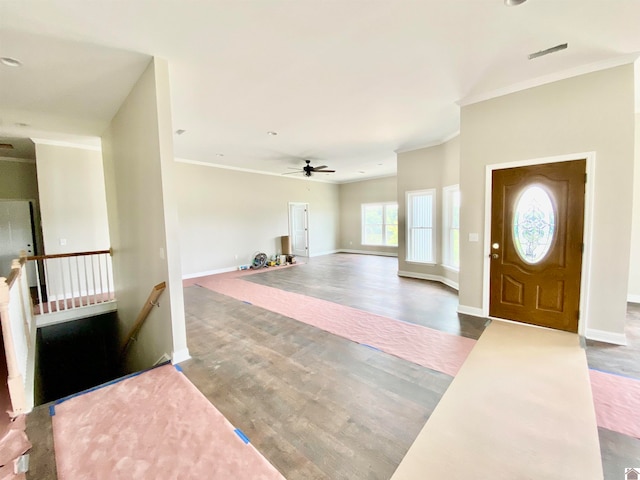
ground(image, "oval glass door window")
xmin=513 ymin=185 xmax=555 ymax=264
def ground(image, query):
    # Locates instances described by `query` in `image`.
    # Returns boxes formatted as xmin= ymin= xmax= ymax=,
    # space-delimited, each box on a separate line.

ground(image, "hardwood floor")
xmin=244 ymin=254 xmax=486 ymax=340
xmin=24 ymin=253 xmax=639 ymax=479
xmin=181 ymin=286 xmax=453 ymax=479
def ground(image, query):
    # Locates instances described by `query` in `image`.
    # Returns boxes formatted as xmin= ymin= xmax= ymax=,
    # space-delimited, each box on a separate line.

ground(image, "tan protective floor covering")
xmin=391 ymin=320 xmax=603 ymax=480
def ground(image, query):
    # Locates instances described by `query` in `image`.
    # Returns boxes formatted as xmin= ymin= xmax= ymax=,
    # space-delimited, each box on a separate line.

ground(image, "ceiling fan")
xmin=283 ymin=159 xmax=336 ymax=177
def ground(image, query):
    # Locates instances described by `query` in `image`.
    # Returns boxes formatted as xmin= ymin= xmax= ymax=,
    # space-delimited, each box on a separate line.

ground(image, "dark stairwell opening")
xmin=35 ymin=312 xmax=122 ymax=405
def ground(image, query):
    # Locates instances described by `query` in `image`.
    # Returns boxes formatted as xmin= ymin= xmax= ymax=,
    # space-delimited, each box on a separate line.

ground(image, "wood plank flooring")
xmin=181 ymin=286 xmax=452 ymax=479
xmin=25 ymin=253 xmax=639 ymax=479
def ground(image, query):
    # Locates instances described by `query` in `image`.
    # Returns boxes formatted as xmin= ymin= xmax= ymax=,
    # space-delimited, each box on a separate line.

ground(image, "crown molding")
xmin=395 ymin=130 xmax=460 ymax=154
xmin=458 ymin=53 xmax=640 ymax=107
xmin=31 ymin=138 xmax=101 ymax=151
xmin=174 ymin=157 xmax=338 ymax=184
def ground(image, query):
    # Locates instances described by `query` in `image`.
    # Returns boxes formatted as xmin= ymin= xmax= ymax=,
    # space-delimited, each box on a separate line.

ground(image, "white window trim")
xmin=361 ymin=202 xmax=398 ymax=247
xmin=442 ymin=184 xmax=460 ymax=271
xmin=406 ymin=189 xmax=436 ymax=264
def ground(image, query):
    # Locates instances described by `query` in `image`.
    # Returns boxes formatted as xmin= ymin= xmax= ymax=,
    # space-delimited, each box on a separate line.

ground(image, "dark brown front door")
xmin=489 ymin=160 xmax=586 ymax=333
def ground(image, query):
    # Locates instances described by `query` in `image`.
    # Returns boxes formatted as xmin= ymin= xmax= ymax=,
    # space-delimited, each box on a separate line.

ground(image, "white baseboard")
xmin=628 ymin=293 xmax=640 ymax=304
xmin=397 ymin=270 xmax=459 ymax=291
xmin=172 ymin=348 xmax=191 ymax=364
xmin=154 ymin=353 xmax=172 ymax=366
xmin=457 ymin=304 xmax=485 ymax=318
xmin=182 ymin=266 xmax=236 ymax=280
xmin=585 ymin=328 xmax=627 ymax=346
xmin=340 ymin=249 xmax=398 ymax=257
xmin=309 ymin=249 xmax=339 ymax=257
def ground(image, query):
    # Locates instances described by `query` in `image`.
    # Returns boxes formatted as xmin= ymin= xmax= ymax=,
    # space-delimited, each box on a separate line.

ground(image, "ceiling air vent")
xmin=528 ymin=43 xmax=568 ymax=60
xmin=0 ymin=143 xmax=15 ymax=149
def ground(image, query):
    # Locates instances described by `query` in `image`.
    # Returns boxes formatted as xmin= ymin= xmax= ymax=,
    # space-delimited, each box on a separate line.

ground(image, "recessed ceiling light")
xmin=0 ymin=57 xmax=22 ymax=67
xmin=504 ymin=0 xmax=527 ymax=5
xmin=175 ymin=129 xmax=186 ymax=135
xmin=15 ymin=122 xmax=29 ymax=127
xmin=216 ymin=153 xmax=224 ymax=157
xmin=358 ymin=171 xmax=365 ymax=174
xmin=267 ymin=131 xmax=278 ymax=136
xmin=378 ymin=163 xmax=383 ymax=166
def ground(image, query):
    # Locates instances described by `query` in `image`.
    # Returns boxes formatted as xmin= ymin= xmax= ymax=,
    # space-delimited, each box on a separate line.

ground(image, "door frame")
xmin=481 ymin=152 xmax=596 ymax=337
xmin=288 ymin=202 xmax=310 ymax=257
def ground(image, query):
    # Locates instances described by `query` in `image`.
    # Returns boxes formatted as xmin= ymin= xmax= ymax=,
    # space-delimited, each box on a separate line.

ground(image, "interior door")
xmin=289 ymin=203 xmax=309 ymax=257
xmin=0 ymin=200 xmax=36 ymax=285
xmin=489 ymin=160 xmax=586 ymax=333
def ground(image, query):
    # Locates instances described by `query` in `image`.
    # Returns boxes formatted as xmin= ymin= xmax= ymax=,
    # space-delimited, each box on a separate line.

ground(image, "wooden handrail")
xmin=120 ymin=282 xmax=166 ymax=360
xmin=26 ymin=249 xmax=111 ymax=261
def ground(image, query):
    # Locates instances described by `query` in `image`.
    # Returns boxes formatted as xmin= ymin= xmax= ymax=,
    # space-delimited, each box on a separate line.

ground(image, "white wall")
xmin=397 ymin=136 xmax=460 ymax=287
xmin=629 ymin=112 xmax=640 ymax=303
xmin=338 ymin=176 xmax=397 ymax=256
xmin=459 ymin=64 xmax=635 ymax=340
xmin=34 ymin=143 xmax=109 ymax=254
xmin=175 ymin=162 xmax=340 ymax=276
xmin=102 ymin=58 xmax=189 ymax=371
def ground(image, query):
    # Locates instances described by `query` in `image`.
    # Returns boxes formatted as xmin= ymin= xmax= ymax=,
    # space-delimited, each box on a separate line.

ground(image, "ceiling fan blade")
xmin=282 ymin=170 xmax=303 ymax=175
xmin=312 ymin=165 xmax=328 ymax=170
xmin=313 ymin=169 xmax=336 ymax=173
xmin=287 ymin=166 xmax=302 ymax=170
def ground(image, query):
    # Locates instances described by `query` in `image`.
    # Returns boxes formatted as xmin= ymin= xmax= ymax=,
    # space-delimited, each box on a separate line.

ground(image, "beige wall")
xmin=175 ymin=162 xmax=340 ymax=275
xmin=459 ymin=64 xmax=635 ymax=340
xmin=102 ymin=58 xmax=189 ymax=371
xmin=0 ymin=160 xmax=39 ymax=201
xmin=34 ymin=143 xmax=110 ymax=254
xmin=629 ymin=112 xmax=640 ymax=302
xmin=397 ymin=136 xmax=460 ymax=287
xmin=338 ymin=176 xmax=397 ymax=256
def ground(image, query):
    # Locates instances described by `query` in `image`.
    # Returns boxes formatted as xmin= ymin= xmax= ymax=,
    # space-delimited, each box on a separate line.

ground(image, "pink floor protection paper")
xmin=196 ymin=271 xmax=476 ymax=377
xmin=589 ymin=369 xmax=640 ymax=439
xmin=51 ymin=364 xmax=285 ymax=480
xmin=194 ymin=268 xmax=640 ymax=439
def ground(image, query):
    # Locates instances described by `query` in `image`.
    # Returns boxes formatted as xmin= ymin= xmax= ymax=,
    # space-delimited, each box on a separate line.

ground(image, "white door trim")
xmin=482 ymin=152 xmax=596 ymax=337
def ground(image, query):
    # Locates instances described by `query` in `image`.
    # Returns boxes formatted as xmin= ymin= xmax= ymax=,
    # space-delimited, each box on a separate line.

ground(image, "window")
xmin=443 ymin=185 xmax=460 ymax=269
xmin=362 ymin=203 xmax=398 ymax=246
xmin=406 ymin=190 xmax=435 ymax=263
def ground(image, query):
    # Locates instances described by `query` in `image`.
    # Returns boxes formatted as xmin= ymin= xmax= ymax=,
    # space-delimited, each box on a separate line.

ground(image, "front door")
xmin=489 ymin=160 xmax=586 ymax=333
xmin=289 ymin=203 xmax=309 ymax=257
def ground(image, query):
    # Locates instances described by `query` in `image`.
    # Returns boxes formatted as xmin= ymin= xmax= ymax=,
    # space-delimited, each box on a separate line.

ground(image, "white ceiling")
xmin=1 ymin=0 xmax=639 ymax=183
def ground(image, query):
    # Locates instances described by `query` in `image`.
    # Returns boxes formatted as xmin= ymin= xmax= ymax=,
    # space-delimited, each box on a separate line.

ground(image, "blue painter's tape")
xmin=361 ymin=343 xmax=381 ymax=352
xmin=242 ymin=301 xmax=252 ymax=305
xmin=234 ymin=428 xmax=250 ymax=444
xmin=49 ymin=404 xmax=56 ymax=416
xmin=53 ymin=363 xmax=172 ymax=407
xmin=174 ymin=364 xmax=183 ymax=372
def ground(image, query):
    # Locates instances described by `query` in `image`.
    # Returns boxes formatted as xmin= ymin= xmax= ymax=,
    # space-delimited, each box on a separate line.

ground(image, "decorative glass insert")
xmin=513 ymin=185 xmax=555 ymax=264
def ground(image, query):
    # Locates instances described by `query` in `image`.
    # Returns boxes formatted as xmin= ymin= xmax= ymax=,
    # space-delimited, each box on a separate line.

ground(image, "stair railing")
xmin=27 ymin=249 xmax=114 ymax=315
xmin=120 ymin=282 xmax=166 ymax=361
